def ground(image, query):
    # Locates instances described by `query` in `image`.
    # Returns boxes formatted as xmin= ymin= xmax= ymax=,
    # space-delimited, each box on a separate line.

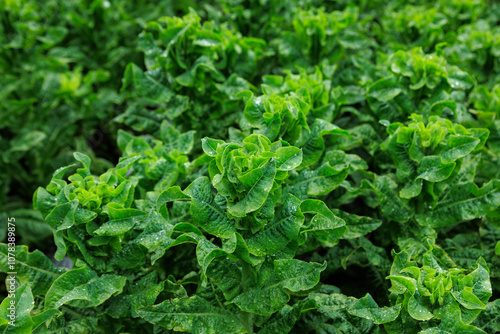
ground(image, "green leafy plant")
xmin=2 ymin=0 xmax=500 ymax=333
xmin=119 ymin=11 xmax=268 ymax=140
xmin=0 ymin=0 xmax=193 ymax=248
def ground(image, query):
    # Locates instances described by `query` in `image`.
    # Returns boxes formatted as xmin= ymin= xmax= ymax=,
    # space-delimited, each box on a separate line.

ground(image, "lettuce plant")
xmin=2 ymin=1 xmax=500 ymax=333
xmin=119 ymin=12 xmax=268 ymax=140
xmin=0 ymin=0 xmax=191 ymax=249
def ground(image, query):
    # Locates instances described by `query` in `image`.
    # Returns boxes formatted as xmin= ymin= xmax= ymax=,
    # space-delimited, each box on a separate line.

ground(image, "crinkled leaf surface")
xmin=44 ymin=261 xmax=126 ymax=309
xmin=138 ymin=296 xmax=246 ymax=334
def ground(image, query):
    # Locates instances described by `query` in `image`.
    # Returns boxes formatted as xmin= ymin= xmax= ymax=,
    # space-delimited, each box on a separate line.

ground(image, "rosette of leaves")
xmin=237 ymin=80 xmax=352 ymax=172
xmin=348 ymin=247 xmax=492 ymax=333
xmin=32 ymin=148 xmax=202 ymax=275
xmin=237 ymin=86 xmax=311 ymax=145
xmin=367 ymin=48 xmax=474 ymax=123
xmin=257 ymin=68 xmax=337 ymax=122
xmin=137 ymin=133 xmax=354 ymax=332
xmin=274 ymin=6 xmax=372 ymax=69
xmin=119 ymin=11 xmax=268 ymax=140
xmin=32 ymin=152 xmax=146 ymax=273
xmin=389 ymin=48 xmax=474 ymax=94
xmin=288 ymin=237 xmax=494 ymax=333
xmin=201 ymin=134 xmax=301 ymax=226
xmin=116 ymin=120 xmax=196 ymax=195
xmin=381 ymin=5 xmax=448 ymax=51
xmin=369 ymin=114 xmax=500 ymax=225
xmin=258 ymin=6 xmax=377 ymax=108
xmin=441 ymin=20 xmax=500 ymax=85
xmin=236 ymin=80 xmax=375 ymax=223
xmin=5 ymin=152 xmax=201 ymax=332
